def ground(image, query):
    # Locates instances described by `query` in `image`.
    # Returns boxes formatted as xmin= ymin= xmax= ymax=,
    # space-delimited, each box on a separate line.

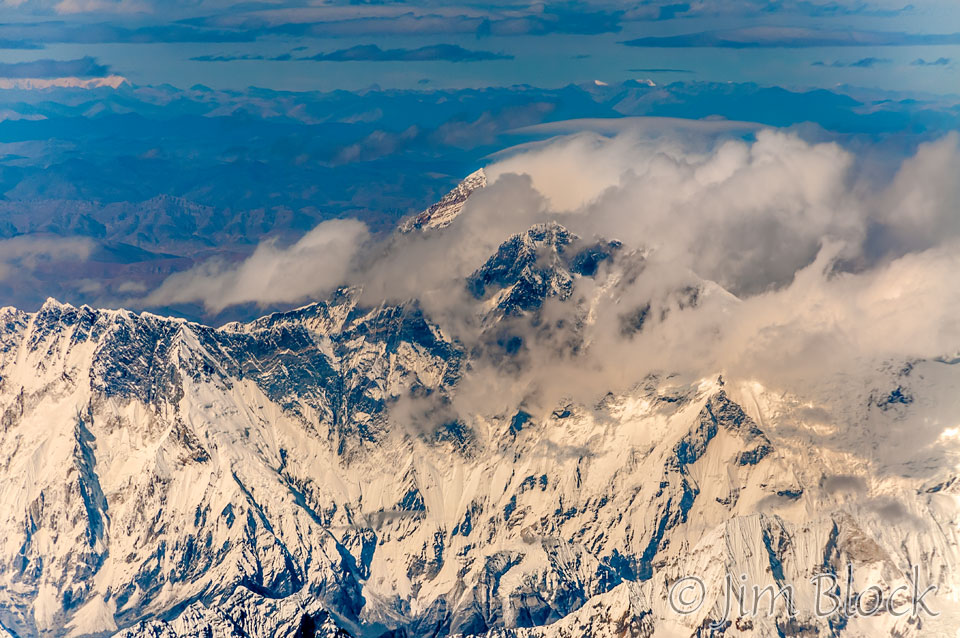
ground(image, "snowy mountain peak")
xmin=467 ymin=222 xmax=620 ymax=318
xmin=399 ymin=168 xmax=487 ymax=233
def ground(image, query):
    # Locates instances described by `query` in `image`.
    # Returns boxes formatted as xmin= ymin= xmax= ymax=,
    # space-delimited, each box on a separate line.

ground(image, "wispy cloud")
xmin=0 ymin=1 xmax=936 ymax=50
xmin=811 ymin=57 xmax=892 ymax=68
xmin=911 ymin=57 xmax=952 ymax=66
xmin=0 ymin=39 xmax=43 ymax=49
xmin=53 ymin=0 xmax=148 ymax=14
xmin=190 ymin=53 xmax=286 ymax=62
xmin=192 ymin=44 xmax=512 ymax=63
xmin=756 ymin=0 xmax=914 ymax=18
xmin=623 ymin=27 xmax=960 ymax=48
xmin=303 ymin=44 xmax=512 ymax=63
xmin=627 ymin=67 xmax=696 ymax=73
xmin=198 ymin=6 xmax=626 ymax=39
xmin=0 ymin=22 xmax=255 ymax=44
xmin=0 ymin=56 xmax=109 ymax=78
xmin=0 ymin=235 xmax=94 ymax=281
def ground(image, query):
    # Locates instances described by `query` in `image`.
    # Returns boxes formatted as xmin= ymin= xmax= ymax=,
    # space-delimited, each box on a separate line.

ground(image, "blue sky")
xmin=0 ymin=1 xmax=958 ymax=92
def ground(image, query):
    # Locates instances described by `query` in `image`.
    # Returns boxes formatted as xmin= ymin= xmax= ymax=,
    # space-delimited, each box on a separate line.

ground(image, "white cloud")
xmin=395 ymin=128 xmax=862 ymax=299
xmin=0 ymin=235 xmax=94 ymax=281
xmin=873 ymin=132 xmax=960 ymax=253
xmin=144 ymin=219 xmax=369 ymax=313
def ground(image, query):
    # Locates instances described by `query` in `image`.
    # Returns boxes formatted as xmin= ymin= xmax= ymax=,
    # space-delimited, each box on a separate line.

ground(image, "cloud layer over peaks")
xmin=142 ymin=126 xmax=960 ymax=397
xmin=136 ymin=123 xmax=960 ymax=472
xmin=359 ymin=127 xmax=960 ymax=398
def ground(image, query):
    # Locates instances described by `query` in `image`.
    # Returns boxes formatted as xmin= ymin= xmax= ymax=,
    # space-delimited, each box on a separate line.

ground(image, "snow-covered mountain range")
xmin=0 ymin=173 xmax=958 ymax=638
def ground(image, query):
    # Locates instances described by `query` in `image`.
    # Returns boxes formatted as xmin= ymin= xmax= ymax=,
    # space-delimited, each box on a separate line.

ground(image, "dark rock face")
xmin=467 ymin=222 xmax=619 ymax=317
